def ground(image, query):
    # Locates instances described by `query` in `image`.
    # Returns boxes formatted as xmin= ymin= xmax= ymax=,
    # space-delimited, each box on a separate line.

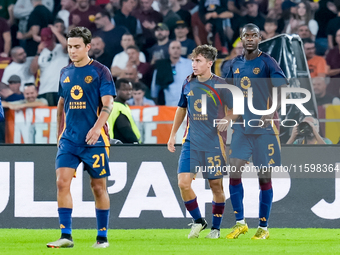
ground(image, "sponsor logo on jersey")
xmin=240 ymin=76 xmax=251 ymax=89
xmin=70 ymin=85 xmax=83 ymax=100
xmin=194 ymin=99 xmax=202 ymax=112
xmin=234 ymin=68 xmax=240 ymax=74
xmin=63 ymin=76 xmax=70 ymax=83
xmin=187 ymin=90 xmax=194 ymax=96
xmin=268 ymin=159 xmax=275 ymax=165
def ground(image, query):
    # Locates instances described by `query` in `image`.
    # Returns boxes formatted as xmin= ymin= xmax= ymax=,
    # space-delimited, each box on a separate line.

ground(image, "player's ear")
xmin=86 ymin=43 xmax=91 ymax=52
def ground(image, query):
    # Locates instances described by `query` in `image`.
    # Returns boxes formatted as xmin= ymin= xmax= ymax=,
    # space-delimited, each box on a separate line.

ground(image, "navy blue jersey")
xmin=225 ymin=52 xmax=288 ymax=135
xmin=58 ymin=59 xmax=116 ymax=147
xmin=178 ymin=74 xmax=233 ymax=152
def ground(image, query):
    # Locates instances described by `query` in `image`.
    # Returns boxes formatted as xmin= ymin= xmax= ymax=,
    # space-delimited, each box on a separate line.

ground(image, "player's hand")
xmin=85 ymin=127 xmax=101 ymax=145
xmin=33 ymin=34 xmax=41 ymax=43
xmin=216 ymin=117 xmax=231 ymax=132
xmin=167 ymin=136 xmax=176 ymax=153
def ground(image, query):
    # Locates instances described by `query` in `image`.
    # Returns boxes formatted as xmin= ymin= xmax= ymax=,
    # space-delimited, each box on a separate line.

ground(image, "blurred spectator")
xmin=303 ymin=38 xmax=327 ymax=78
xmin=105 ymin=0 xmax=121 ymax=17
xmin=131 ymin=0 xmax=163 ymax=48
xmin=169 ymin=0 xmax=191 ymax=28
xmin=286 ymin=116 xmax=332 ymax=144
xmin=126 ymin=45 xmax=153 ymax=86
xmin=326 ymin=0 xmax=340 ymax=49
xmin=17 ymin=0 xmax=53 ymax=57
xmin=277 ymin=0 xmax=297 ymax=34
xmin=0 ymin=0 xmax=15 ymax=25
xmin=262 ymin=18 xmax=278 ymax=40
xmin=111 ymin=33 xmax=146 ymax=77
xmin=159 ymin=0 xmax=181 ymax=39
xmin=68 ymin=0 xmax=101 ymax=33
xmin=285 ymin=0 xmax=318 ymax=39
xmin=2 ymin=83 xmax=48 ymax=110
xmin=0 ymin=75 xmax=25 ymax=101
xmin=1 ymin=47 xmax=35 ymax=92
xmin=94 ymin=9 xmax=127 ymax=63
xmin=227 ymin=0 xmax=247 ymax=17
xmin=174 ymin=20 xmax=196 ymax=58
xmin=54 ymin=19 xmax=67 ymax=38
xmin=126 ymin=81 xmax=155 ymax=105
xmin=191 ymin=11 xmax=209 ymax=46
xmin=57 ymin=0 xmax=77 ymax=33
xmin=198 ymin=0 xmax=231 ymax=53
xmin=240 ymin=0 xmax=266 ymax=32
xmin=297 ymin=24 xmax=312 ymax=39
xmin=326 ymin=28 xmax=340 ymax=97
xmin=220 ymin=40 xmax=243 ymax=78
xmin=0 ymin=18 xmax=11 ymax=58
xmin=151 ymin=40 xmax=192 ymax=105
xmin=107 ymin=78 xmax=141 ymax=143
xmin=119 ymin=64 xmax=139 ymax=82
xmin=148 ymin=23 xmax=171 ymax=63
xmin=7 ymin=75 xmax=24 ymax=96
xmin=313 ymin=76 xmax=340 ymax=106
xmin=13 ymin=0 xmax=53 ymax=37
xmin=30 ymin=27 xmax=69 ymax=106
xmin=178 ymin=0 xmax=197 ymax=12
xmin=114 ymin=0 xmax=142 ymax=36
xmin=90 ymin=36 xmax=112 ymax=69
xmin=0 ymin=81 xmax=24 ymax=102
xmin=315 ymin=0 xmax=337 ymax=55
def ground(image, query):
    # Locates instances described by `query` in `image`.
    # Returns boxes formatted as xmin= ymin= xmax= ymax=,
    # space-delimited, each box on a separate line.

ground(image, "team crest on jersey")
xmin=253 ymin=67 xmax=260 ymax=74
xmin=194 ymin=99 xmax=202 ymax=112
xmin=71 ymin=85 xmax=83 ymax=100
xmin=84 ymin=76 xmax=93 ymax=84
xmin=240 ymin=76 xmax=251 ymax=89
xmin=234 ymin=68 xmax=240 ymax=74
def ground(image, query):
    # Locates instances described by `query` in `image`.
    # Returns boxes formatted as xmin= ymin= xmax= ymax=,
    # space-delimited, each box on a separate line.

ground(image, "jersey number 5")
xmin=268 ymin=144 xmax=274 ymax=156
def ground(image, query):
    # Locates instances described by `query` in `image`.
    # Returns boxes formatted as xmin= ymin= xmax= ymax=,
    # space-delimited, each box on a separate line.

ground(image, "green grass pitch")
xmin=1 ymin=229 xmax=340 ymax=255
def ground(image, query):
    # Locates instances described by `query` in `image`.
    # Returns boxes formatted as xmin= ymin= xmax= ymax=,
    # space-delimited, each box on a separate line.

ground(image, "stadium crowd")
xmin=0 ymin=0 xmax=339 ymax=143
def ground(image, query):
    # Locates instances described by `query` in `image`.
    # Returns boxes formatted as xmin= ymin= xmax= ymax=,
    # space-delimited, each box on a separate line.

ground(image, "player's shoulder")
xmin=230 ymin=54 xmax=243 ymax=65
xmin=60 ymin=62 xmax=73 ymax=75
xmin=91 ymin=59 xmax=111 ymax=75
xmin=259 ymin=52 xmax=279 ymax=65
xmin=211 ymin=74 xmax=226 ymax=84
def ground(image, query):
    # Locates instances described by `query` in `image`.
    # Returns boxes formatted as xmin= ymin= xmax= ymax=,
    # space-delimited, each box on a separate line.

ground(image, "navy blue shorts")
xmin=178 ymin=141 xmax=227 ymax=179
xmin=56 ymin=140 xmax=110 ymax=179
xmin=229 ymin=131 xmax=281 ymax=167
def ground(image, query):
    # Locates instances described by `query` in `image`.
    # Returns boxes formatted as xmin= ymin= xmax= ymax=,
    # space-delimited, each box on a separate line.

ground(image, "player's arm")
xmin=167 ymin=107 xmax=186 ymax=152
xmin=217 ymin=108 xmax=238 ymax=132
xmin=56 ymin=96 xmax=65 ymax=145
xmin=86 ymin=95 xmax=114 ymax=145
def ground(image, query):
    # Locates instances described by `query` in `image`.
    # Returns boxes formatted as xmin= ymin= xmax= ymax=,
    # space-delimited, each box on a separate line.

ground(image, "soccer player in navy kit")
xmin=47 ymin=27 xmax=116 ymax=248
xmin=168 ymin=45 xmax=234 ymax=239
xmin=224 ymin=23 xmax=288 ymax=239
